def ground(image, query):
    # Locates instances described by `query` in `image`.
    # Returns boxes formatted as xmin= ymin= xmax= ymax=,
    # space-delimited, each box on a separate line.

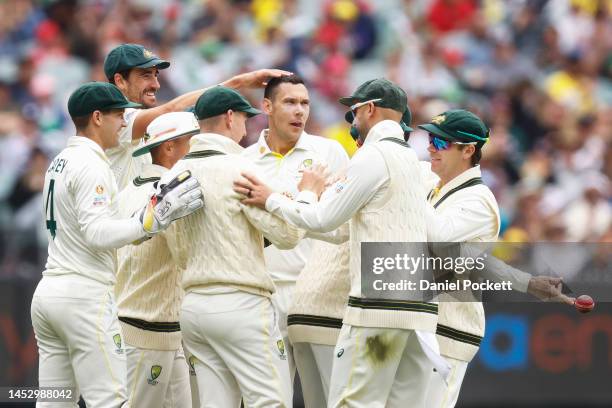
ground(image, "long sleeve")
xmin=265 ymin=146 xmax=388 ymax=233
xmin=241 ymin=202 xmax=303 ymax=249
xmin=425 ymin=197 xmax=497 ymax=243
xmin=73 ymin=165 xmax=146 ymax=250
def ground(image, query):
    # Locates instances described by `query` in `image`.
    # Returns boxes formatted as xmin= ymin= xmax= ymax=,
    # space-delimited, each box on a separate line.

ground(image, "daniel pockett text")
xmin=361 ymin=242 xmax=514 ymax=302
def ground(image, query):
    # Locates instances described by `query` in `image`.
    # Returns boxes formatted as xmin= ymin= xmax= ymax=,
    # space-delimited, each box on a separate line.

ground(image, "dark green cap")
xmin=67 ymin=82 xmax=142 ymax=117
xmin=103 ymin=44 xmax=170 ymax=80
xmin=418 ymin=109 xmax=489 ymax=148
xmin=194 ymin=86 xmax=261 ymax=120
xmin=340 ymin=78 xmax=413 ymax=131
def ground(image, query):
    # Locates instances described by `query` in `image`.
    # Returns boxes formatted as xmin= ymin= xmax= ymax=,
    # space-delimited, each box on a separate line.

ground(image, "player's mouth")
xmin=289 ymin=121 xmax=303 ymax=129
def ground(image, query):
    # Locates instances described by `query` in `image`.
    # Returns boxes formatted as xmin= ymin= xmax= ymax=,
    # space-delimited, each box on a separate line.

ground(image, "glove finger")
xmin=187 ymin=199 xmax=204 ymax=212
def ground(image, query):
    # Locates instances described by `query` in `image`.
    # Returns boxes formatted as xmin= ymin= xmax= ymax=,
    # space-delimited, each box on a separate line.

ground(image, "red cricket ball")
xmin=575 ymin=295 xmax=595 ymax=313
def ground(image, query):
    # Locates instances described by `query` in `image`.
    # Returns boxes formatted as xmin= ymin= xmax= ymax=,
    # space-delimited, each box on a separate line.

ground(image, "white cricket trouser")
xmin=180 ymin=290 xmax=292 ymax=408
xmin=292 ymin=343 xmax=334 ymax=408
xmin=424 ymin=356 xmax=468 ymax=408
xmin=184 ymin=346 xmax=200 ymax=408
xmin=31 ymin=276 xmax=128 ymax=408
xmin=271 ymin=281 xmax=297 ymax=383
xmin=125 ymin=344 xmax=191 ymax=408
xmin=328 ymin=324 xmax=434 ymax=408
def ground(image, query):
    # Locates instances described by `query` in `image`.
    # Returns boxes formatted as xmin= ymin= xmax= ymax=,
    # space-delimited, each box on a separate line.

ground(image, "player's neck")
xmin=266 ymin=128 xmax=298 ymax=156
xmin=439 ymin=164 xmax=472 ymax=188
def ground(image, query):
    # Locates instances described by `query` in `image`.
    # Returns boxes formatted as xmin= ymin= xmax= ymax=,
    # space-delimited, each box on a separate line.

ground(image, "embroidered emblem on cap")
xmin=431 ymin=115 xmax=446 ymax=125
xmin=143 ymin=49 xmax=155 ymax=59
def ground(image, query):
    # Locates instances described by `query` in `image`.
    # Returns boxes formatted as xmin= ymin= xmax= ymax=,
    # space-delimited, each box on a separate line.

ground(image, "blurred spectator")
xmin=0 ymin=0 xmax=610 ymax=271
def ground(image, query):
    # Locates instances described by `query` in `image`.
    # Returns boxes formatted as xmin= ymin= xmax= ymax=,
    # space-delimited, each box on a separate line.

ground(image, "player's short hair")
xmin=459 ymin=144 xmax=482 ymax=166
xmin=109 ymin=70 xmax=131 ymax=85
xmin=264 ymin=74 xmax=305 ymax=100
xmin=71 ymin=109 xmax=113 ymax=131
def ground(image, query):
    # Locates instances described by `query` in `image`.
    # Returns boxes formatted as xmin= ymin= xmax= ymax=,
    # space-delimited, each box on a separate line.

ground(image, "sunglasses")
xmin=429 ymin=134 xmax=477 ymax=151
xmin=349 ymin=98 xmax=382 ymax=117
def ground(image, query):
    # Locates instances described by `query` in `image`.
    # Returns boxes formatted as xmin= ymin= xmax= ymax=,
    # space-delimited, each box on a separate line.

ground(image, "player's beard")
xmin=139 ymin=88 xmax=157 ymax=108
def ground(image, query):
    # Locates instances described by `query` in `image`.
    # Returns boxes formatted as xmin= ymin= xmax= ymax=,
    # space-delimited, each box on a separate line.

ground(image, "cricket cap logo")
xmin=143 ymin=48 xmax=155 ymax=59
xmin=431 ymin=114 xmax=446 ymax=125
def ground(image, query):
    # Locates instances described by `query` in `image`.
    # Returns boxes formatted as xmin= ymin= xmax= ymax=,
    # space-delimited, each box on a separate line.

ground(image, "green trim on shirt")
xmin=380 ymin=137 xmax=411 ymax=148
xmin=428 ymin=177 xmax=484 ymax=206
xmin=436 ymin=324 xmax=482 ymax=347
xmin=119 ymin=316 xmax=181 ymax=332
xmin=183 ymin=150 xmax=226 ymax=159
xmin=287 ymin=314 xmax=343 ymax=329
xmin=348 ymin=296 xmax=438 ymax=314
xmin=133 ymin=176 xmax=161 ymax=186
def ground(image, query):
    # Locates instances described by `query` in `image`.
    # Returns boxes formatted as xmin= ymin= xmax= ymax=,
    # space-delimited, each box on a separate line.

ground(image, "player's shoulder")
xmin=302 ymin=132 xmax=344 ymax=153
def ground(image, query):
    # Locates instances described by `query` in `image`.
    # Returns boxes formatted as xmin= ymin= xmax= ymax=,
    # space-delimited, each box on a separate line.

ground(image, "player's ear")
xmin=225 ymin=109 xmax=234 ymax=130
xmin=91 ymin=110 xmax=102 ymax=127
xmin=113 ymin=72 xmax=127 ymax=90
xmin=262 ymin=98 xmax=272 ymax=115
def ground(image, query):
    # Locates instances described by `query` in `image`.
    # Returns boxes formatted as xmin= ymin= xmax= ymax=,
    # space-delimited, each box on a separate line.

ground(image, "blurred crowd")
xmin=0 ymin=0 xmax=610 ymax=277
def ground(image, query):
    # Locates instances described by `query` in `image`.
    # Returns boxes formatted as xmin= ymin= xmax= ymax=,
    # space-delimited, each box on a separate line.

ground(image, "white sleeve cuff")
xmin=265 ymin=192 xmax=284 ymax=213
xmin=296 ymin=190 xmax=318 ymax=204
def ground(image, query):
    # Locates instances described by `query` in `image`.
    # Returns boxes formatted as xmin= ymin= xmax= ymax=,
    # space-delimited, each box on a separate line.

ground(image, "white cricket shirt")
xmin=243 ymin=130 xmax=348 ymax=283
xmin=105 ymin=108 xmax=152 ymax=191
xmin=42 ymin=136 xmax=143 ymax=287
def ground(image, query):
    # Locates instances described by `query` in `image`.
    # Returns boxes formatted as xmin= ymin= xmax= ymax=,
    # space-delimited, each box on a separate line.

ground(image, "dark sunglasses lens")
xmin=429 ymin=135 xmax=449 ymax=151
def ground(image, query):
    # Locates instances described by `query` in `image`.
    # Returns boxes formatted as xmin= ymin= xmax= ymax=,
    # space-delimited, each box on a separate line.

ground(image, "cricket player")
xmin=242 ymin=74 xmax=348 ymax=383
xmin=236 ymin=78 xmax=441 ymax=408
xmin=30 ymin=82 xmax=203 ymax=407
xmin=287 ymin=235 xmax=350 ymax=408
xmin=115 ymin=111 xmax=200 ymax=407
xmin=103 ymin=43 xmax=291 ymax=189
xmin=419 ymin=109 xmax=575 ymax=407
xmin=165 ymin=86 xmax=302 ymax=407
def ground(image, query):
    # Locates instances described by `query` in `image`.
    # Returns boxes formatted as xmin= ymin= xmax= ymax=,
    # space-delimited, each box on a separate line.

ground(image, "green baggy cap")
xmin=194 ymin=86 xmax=261 ymax=120
xmin=68 ymin=82 xmax=141 ymax=117
xmin=340 ymin=78 xmax=413 ymax=131
xmin=418 ymin=109 xmax=489 ymax=148
xmin=104 ymin=44 xmax=170 ymax=80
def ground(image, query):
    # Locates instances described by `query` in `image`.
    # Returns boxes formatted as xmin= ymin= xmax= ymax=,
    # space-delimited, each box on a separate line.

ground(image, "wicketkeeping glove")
xmin=140 ymin=170 xmax=204 ymax=235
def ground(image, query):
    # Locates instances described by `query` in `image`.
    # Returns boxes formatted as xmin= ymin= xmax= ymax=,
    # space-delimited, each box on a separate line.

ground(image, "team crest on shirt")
xmin=276 ymin=339 xmax=287 ymax=360
xmin=93 ymin=185 xmax=108 ymax=207
xmin=113 ymin=334 xmax=123 ymax=354
xmin=281 ymin=191 xmax=294 ymax=200
xmin=148 ymin=365 xmax=162 ymax=385
xmin=298 ymin=158 xmax=313 ymax=170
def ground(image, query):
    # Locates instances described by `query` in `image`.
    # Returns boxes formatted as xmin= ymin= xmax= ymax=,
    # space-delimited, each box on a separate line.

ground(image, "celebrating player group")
xmin=32 ymin=43 xmax=572 ymax=408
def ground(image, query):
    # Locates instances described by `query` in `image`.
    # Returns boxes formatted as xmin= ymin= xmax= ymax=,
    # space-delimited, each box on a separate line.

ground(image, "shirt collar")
xmin=139 ymin=163 xmax=166 ymax=179
xmin=434 ymin=165 xmax=482 ymax=198
xmin=255 ymin=129 xmax=312 ymax=158
xmin=363 ymin=120 xmax=404 ymax=147
xmin=189 ymin=133 xmax=244 ymax=155
xmin=68 ymin=136 xmax=109 ymax=164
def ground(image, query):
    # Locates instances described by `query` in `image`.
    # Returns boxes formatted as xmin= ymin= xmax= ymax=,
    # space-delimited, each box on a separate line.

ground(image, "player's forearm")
xmin=131 ymin=87 xmax=211 ymax=140
xmin=82 ymin=217 xmax=146 ymax=251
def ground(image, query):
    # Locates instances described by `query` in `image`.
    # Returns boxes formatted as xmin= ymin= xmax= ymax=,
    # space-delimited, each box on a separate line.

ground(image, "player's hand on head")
xmin=233 ymin=172 xmax=271 ymax=209
xmin=224 ymin=69 xmax=293 ymax=89
xmin=298 ymin=163 xmax=329 ymax=199
xmin=139 ymin=170 xmax=204 ymax=235
xmin=527 ymin=276 xmax=575 ymax=305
